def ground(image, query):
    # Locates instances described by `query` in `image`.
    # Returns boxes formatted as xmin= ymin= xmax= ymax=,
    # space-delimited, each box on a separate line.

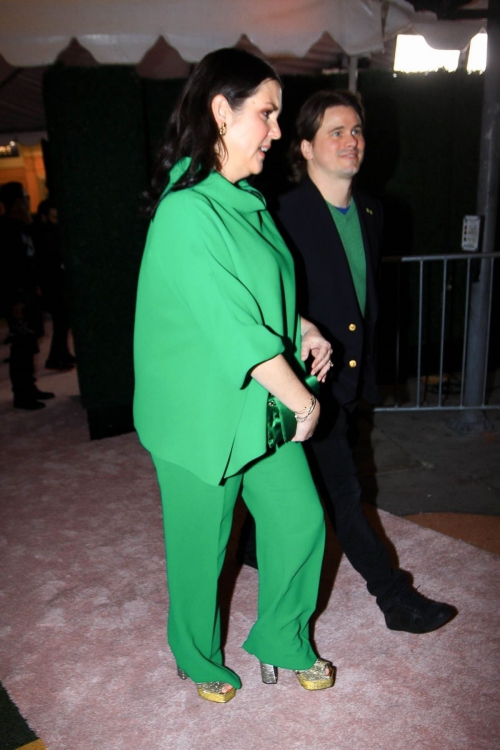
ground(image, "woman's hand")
xmin=251 ymin=354 xmax=320 ymax=440
xmin=300 ymin=317 xmax=333 ymax=383
xmin=291 ymin=399 xmax=321 ymax=442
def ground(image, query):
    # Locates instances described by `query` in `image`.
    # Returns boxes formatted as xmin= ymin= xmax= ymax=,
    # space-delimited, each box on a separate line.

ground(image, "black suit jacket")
xmin=276 ymin=176 xmax=382 ymax=408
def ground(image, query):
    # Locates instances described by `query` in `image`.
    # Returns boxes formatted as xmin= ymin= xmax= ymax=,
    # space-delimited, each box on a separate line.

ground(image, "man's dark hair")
xmin=289 ymin=90 xmax=365 ymax=182
xmin=144 ymin=47 xmax=282 ymax=217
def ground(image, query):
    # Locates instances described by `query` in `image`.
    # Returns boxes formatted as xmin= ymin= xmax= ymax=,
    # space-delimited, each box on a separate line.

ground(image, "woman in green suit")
xmin=134 ymin=48 xmax=334 ymax=703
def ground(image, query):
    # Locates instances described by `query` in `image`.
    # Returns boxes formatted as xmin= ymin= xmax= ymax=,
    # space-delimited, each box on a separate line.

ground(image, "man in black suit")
xmin=275 ymin=90 xmax=454 ymax=633
xmin=239 ymin=90 xmax=454 ymax=634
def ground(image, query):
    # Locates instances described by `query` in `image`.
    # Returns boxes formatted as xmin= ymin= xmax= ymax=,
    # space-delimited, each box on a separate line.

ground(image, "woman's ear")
xmin=211 ymin=94 xmax=230 ymax=131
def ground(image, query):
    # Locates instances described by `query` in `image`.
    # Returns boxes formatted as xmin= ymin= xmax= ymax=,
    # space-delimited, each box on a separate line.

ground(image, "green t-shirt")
xmin=327 ymin=200 xmax=366 ymax=316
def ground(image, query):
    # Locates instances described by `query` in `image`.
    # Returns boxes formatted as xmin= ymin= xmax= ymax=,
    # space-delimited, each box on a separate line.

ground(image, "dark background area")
xmin=42 ymin=66 xmax=493 ymax=437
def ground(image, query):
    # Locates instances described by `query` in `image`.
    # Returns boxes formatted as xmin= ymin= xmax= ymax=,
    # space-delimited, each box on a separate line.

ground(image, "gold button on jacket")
xmin=349 ymin=359 xmax=357 ymax=368
xmin=348 ymin=323 xmax=356 ymax=331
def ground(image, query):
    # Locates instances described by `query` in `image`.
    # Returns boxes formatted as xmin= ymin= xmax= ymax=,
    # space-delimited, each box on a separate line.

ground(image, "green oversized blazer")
xmin=133 ymin=159 xmax=304 ymax=485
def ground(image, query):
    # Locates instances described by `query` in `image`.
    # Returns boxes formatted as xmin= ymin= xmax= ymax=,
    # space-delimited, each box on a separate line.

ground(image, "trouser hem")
xmin=242 ymin=642 xmax=317 ymax=672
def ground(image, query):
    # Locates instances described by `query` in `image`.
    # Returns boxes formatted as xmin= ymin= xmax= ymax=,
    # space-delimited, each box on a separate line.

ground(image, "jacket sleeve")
xmin=147 ymin=190 xmax=285 ymax=389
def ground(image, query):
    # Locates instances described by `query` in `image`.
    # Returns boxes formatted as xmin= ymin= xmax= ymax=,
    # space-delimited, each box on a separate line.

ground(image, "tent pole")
xmin=450 ymin=0 xmax=500 ymax=434
xmin=348 ymin=56 xmax=359 ymax=92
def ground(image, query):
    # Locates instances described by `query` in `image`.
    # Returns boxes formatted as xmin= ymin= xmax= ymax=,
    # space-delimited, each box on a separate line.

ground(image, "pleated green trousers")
xmin=152 ymin=441 xmax=325 ymax=689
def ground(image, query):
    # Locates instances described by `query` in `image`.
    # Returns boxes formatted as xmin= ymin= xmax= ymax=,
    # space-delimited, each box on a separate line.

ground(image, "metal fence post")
xmin=375 ymin=253 xmax=499 ymax=414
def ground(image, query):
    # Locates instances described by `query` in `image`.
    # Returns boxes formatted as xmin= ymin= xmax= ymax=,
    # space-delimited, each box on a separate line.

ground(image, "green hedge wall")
xmin=43 ymin=67 xmax=484 ymax=424
xmin=44 ymin=66 xmax=149 ymax=416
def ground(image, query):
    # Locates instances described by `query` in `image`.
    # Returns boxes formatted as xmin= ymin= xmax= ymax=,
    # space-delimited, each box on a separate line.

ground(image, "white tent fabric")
xmin=385 ymin=0 xmax=485 ymax=50
xmin=0 ymin=0 xmax=486 ymax=67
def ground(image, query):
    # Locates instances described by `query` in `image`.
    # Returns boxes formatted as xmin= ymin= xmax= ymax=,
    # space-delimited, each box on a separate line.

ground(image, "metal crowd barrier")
xmin=374 ymin=252 xmax=499 ymax=412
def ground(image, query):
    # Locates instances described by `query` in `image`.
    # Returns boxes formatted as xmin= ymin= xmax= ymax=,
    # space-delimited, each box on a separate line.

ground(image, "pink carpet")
xmin=1 ymin=395 xmax=499 ymax=750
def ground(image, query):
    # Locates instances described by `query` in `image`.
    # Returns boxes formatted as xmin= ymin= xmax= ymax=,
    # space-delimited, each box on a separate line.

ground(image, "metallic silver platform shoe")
xmin=295 ymin=658 xmax=335 ymax=690
xmin=176 ymin=665 xmax=236 ymax=703
xmin=260 ymin=658 xmax=334 ymax=690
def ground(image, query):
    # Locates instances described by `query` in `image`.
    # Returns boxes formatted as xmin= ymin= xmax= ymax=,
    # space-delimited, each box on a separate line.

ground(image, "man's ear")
xmin=211 ymin=93 xmax=230 ymax=131
xmin=300 ymin=139 xmax=313 ymax=161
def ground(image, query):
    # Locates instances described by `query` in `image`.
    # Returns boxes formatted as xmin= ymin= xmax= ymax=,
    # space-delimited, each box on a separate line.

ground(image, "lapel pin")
xmin=366 ymin=208 xmax=373 ymax=215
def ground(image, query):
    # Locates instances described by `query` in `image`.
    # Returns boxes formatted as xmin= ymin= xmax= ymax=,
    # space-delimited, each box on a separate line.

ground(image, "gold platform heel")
xmin=260 ymin=662 xmax=278 ymax=684
xmin=295 ymin=658 xmax=335 ymax=691
xmin=176 ymin=664 xmax=237 ymax=703
xmin=260 ymin=658 xmax=334 ymax=690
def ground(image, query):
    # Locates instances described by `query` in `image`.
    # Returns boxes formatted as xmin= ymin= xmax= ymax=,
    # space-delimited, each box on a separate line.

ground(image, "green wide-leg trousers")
xmin=152 ymin=441 xmax=325 ymax=689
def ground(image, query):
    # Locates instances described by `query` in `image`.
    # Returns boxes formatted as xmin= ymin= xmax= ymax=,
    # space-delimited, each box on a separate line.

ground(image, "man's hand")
xmin=301 ymin=318 xmax=333 ymax=383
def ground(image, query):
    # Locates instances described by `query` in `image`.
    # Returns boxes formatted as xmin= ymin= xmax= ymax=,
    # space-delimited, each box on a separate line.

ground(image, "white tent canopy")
xmin=0 ymin=0 xmax=486 ymax=67
xmin=0 ymin=0 xmax=488 ymax=139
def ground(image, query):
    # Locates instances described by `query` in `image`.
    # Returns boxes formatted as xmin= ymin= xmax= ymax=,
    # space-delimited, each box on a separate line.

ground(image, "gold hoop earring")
xmin=219 ymin=122 xmax=227 ymax=136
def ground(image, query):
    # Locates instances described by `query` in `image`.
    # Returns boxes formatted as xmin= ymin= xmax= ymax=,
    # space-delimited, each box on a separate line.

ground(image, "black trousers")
xmin=9 ymin=332 xmax=37 ymax=398
xmin=239 ymin=397 xmax=409 ymax=612
xmin=305 ymin=399 xmax=408 ymax=611
xmin=7 ymin=298 xmax=42 ymax=399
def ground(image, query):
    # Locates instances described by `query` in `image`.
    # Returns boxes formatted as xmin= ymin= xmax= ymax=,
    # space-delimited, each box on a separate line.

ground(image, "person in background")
xmin=32 ymin=199 xmax=75 ymax=371
xmin=0 ymin=181 xmax=54 ymax=409
xmin=133 ymin=49 xmax=335 ymax=704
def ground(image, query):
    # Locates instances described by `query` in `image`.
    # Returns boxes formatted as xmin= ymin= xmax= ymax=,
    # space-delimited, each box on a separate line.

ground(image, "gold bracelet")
xmin=294 ymin=395 xmax=316 ymax=423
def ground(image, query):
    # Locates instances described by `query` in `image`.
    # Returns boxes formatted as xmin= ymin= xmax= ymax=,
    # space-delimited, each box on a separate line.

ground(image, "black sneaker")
xmin=13 ymin=398 xmax=46 ymax=410
xmin=384 ymin=588 xmax=456 ymax=634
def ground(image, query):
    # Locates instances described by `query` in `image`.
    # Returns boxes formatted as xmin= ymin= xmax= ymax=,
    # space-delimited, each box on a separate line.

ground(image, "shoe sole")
xmin=386 ymin=610 xmax=455 ymax=634
xmin=296 ymin=675 xmax=335 ymax=690
xmin=197 ymin=686 xmax=236 ymax=703
xmin=13 ymin=403 xmax=46 ymax=410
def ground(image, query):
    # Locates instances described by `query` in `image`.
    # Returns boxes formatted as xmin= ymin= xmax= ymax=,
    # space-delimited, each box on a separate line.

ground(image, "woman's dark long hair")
xmin=144 ymin=48 xmax=281 ymax=217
